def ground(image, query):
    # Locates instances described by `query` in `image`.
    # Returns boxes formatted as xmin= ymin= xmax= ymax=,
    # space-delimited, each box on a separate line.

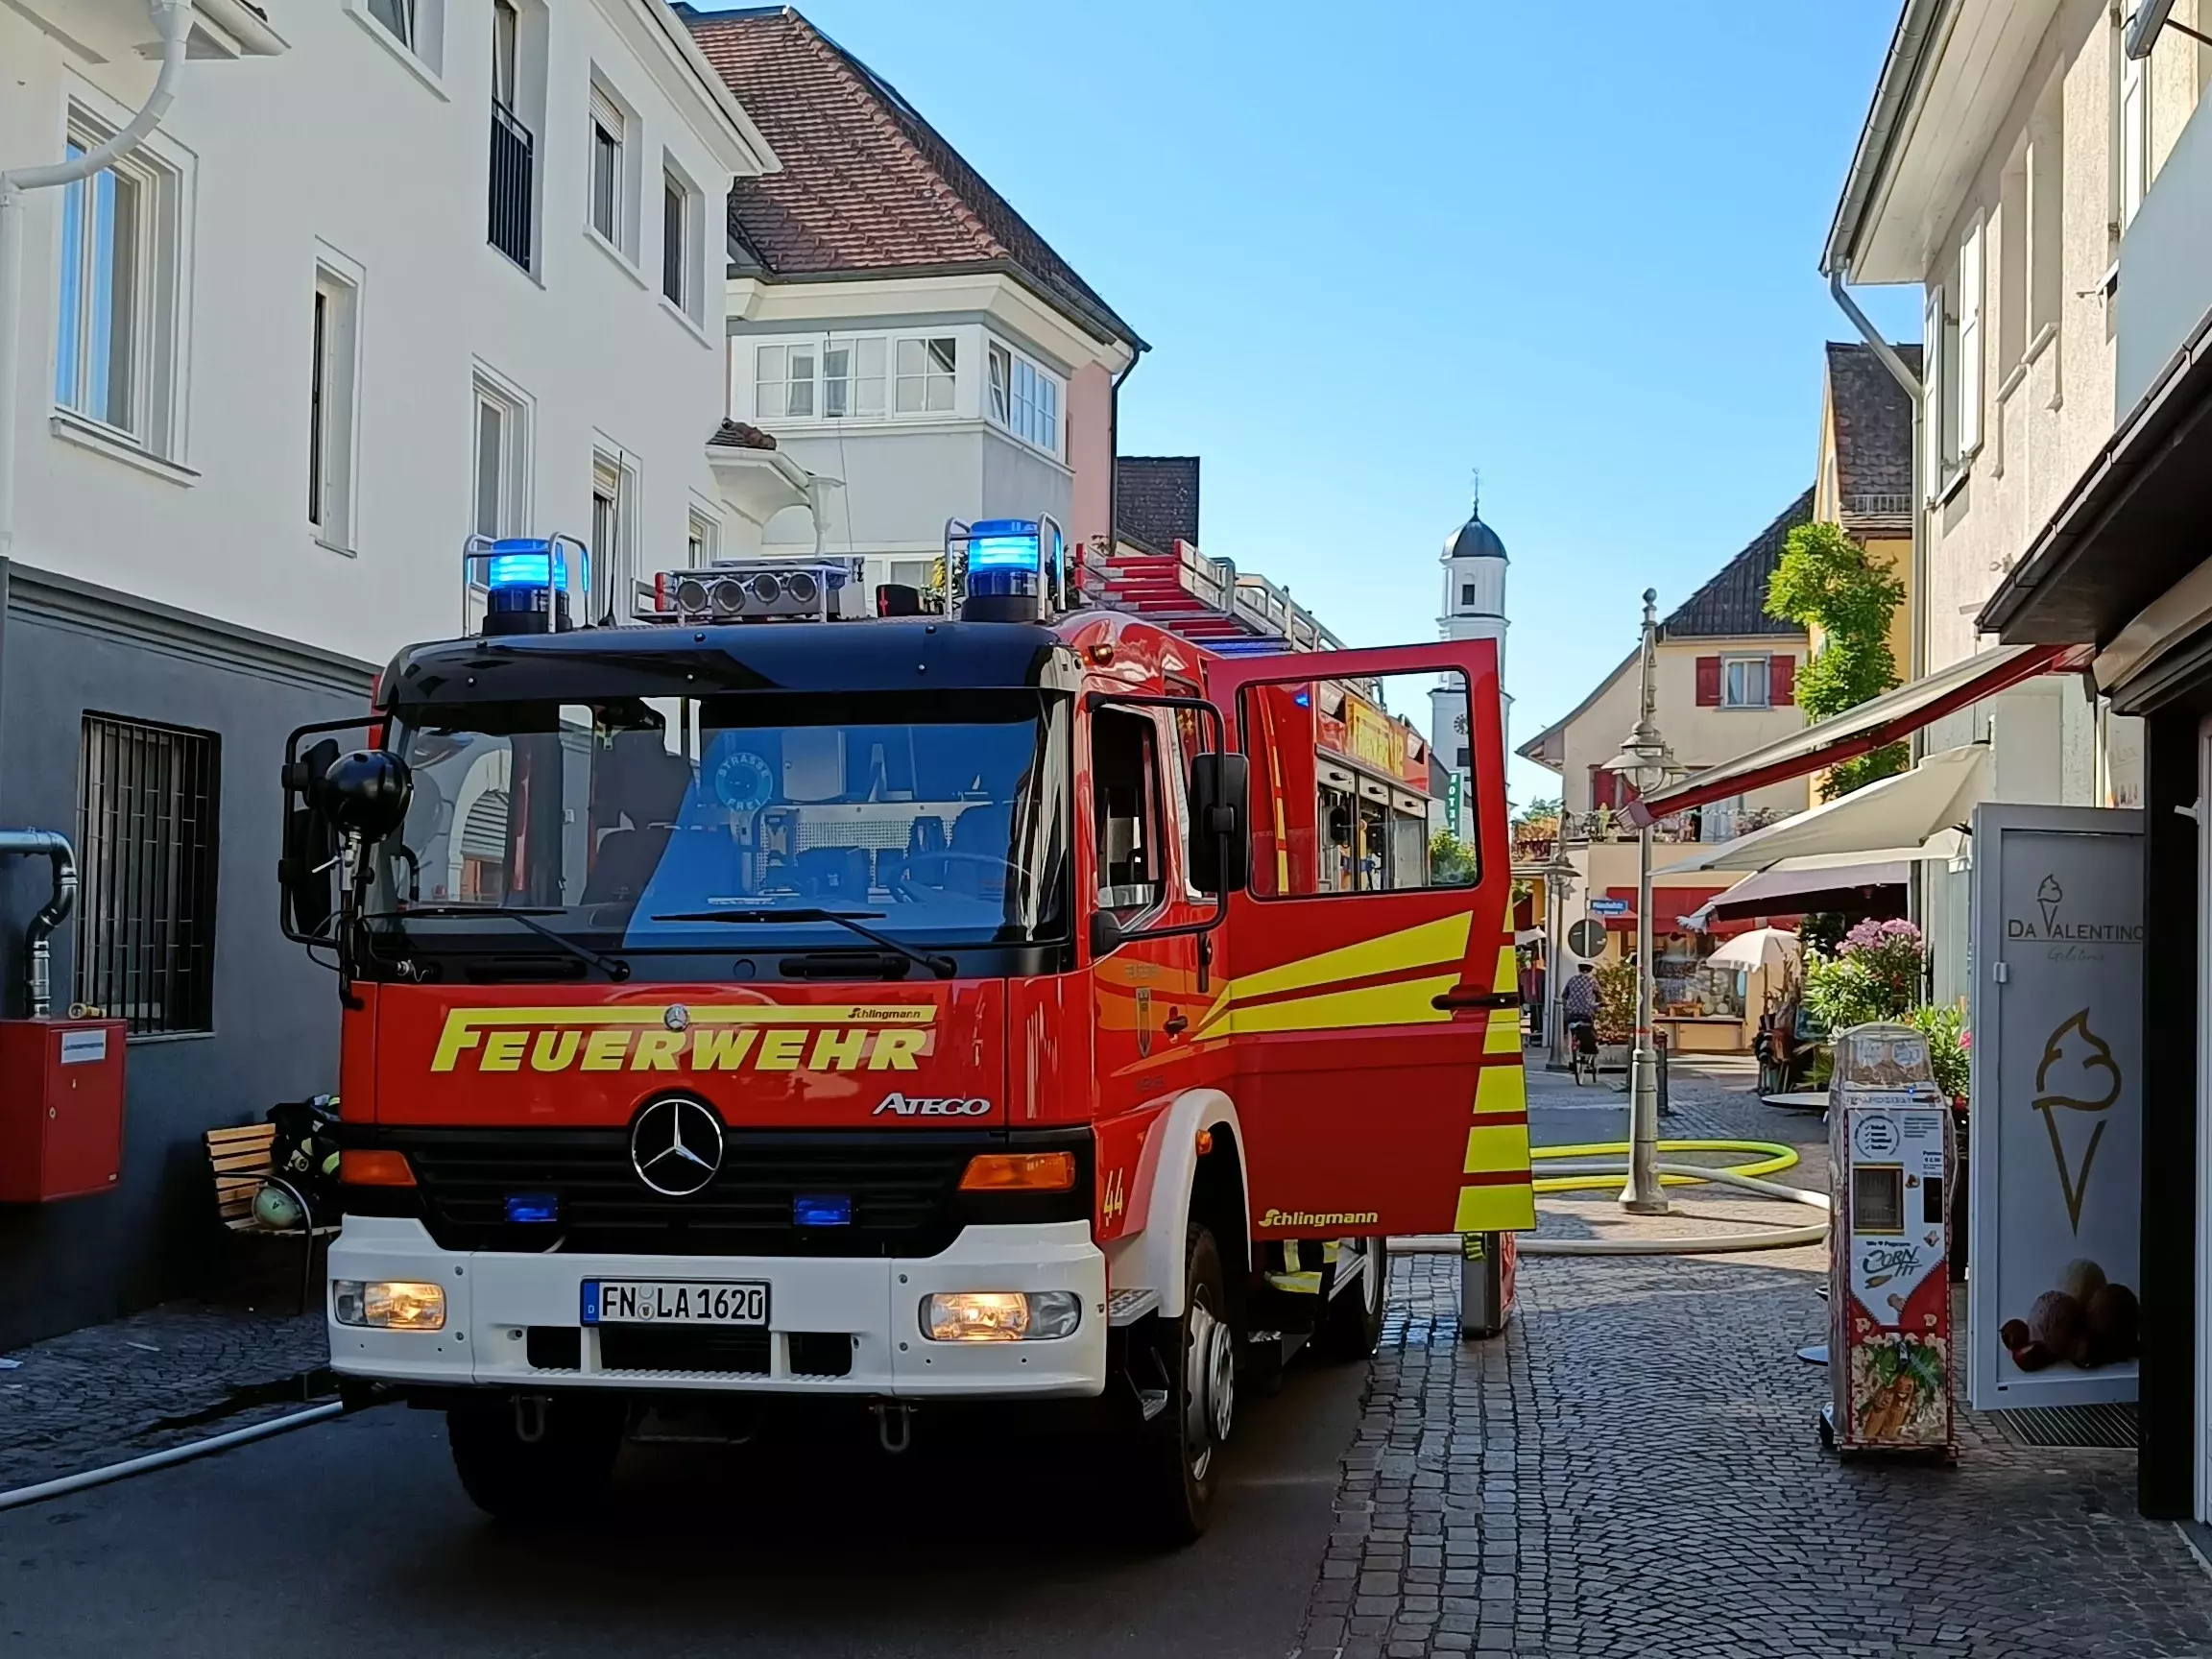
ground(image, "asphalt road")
xmin=1 ymin=1354 xmax=1366 ymax=1657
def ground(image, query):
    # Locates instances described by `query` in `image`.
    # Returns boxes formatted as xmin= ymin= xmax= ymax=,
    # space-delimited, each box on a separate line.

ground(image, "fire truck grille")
xmin=385 ymin=1128 xmax=988 ymax=1257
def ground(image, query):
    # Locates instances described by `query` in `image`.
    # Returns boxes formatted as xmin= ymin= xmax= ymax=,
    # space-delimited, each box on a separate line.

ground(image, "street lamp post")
xmin=1604 ymin=589 xmax=1680 ymax=1215
xmin=1543 ymin=840 xmax=1575 ymax=1072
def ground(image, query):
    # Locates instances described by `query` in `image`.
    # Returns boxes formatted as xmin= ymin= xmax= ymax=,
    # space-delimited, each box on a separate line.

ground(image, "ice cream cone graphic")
xmin=2037 ymin=874 xmax=2063 ymax=934
xmin=2032 ymin=1009 xmax=2120 ymax=1233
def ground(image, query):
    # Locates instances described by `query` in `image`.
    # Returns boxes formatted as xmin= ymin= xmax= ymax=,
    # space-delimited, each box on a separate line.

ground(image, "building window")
xmin=894 ymin=337 xmax=955 ymax=414
xmin=887 ymin=558 xmax=933 ymax=591
xmin=755 ymin=339 xmax=891 ymax=421
xmin=470 ymin=371 xmax=530 ymax=545
xmin=589 ymin=83 xmax=624 ymax=248
xmin=1721 ymin=656 xmax=1770 ymax=709
xmin=1456 ymin=746 xmax=1471 ymax=769
xmin=686 ymin=506 xmax=718 ymax=566
xmin=1459 ymin=583 xmax=1477 ymax=606
xmin=1956 ymin=214 xmax=1984 ymax=456
xmin=488 ymin=0 xmax=535 ymax=272
xmin=591 ymin=446 xmax=635 ymax=618
xmin=822 ymin=337 xmax=884 ymax=417
xmin=309 ymin=257 xmax=363 ymax=549
xmin=368 ymin=0 xmax=415 ymax=46
xmin=2119 ymin=29 xmax=2150 ymax=229
xmin=75 ymin=714 xmax=220 ymax=1038
xmin=756 ymin=344 xmax=814 ymax=418
xmin=492 ymin=0 xmax=517 ymax=102
xmin=661 ymin=169 xmax=687 ymax=309
xmin=52 ymin=121 xmax=181 ymax=451
xmin=986 ymin=340 xmax=1062 ymax=455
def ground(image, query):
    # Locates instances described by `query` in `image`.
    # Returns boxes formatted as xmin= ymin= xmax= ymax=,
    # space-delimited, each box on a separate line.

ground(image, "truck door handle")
xmin=1163 ymin=1009 xmax=1190 ymax=1037
xmin=1432 ymin=989 xmax=1520 ymax=1013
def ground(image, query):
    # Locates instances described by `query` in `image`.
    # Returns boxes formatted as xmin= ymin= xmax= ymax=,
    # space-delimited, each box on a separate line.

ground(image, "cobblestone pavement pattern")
xmin=0 ymin=1302 xmax=328 ymax=1490
xmin=1293 ymin=1060 xmax=2212 ymax=1658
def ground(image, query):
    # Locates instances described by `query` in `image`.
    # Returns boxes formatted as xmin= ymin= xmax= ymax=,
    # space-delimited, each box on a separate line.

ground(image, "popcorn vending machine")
xmin=1821 ymin=1022 xmax=1957 ymax=1459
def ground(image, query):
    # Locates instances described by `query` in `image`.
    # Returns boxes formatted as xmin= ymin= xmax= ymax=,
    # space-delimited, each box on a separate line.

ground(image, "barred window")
xmin=75 ymin=714 xmax=220 ymax=1036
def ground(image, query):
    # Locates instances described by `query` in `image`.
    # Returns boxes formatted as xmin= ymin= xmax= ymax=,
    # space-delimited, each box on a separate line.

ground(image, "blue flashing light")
xmin=486 ymin=539 xmax=566 ymax=591
xmin=504 ymin=1192 xmax=560 ymax=1225
xmin=793 ymin=1193 xmax=853 ymax=1228
xmin=969 ymin=519 xmax=1043 ymax=571
xmin=1293 ymin=687 xmax=1312 ymax=708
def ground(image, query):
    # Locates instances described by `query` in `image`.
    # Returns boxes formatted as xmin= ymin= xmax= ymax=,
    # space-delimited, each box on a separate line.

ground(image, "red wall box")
xmin=0 ymin=1019 xmax=127 ymax=1201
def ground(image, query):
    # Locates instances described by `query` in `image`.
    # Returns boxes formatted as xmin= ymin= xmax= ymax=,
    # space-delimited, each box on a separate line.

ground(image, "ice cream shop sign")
xmin=1968 ymin=805 xmax=2146 ymax=1408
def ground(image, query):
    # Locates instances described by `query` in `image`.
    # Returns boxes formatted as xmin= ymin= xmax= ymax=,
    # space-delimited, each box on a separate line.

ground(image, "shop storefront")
xmin=1975 ymin=303 xmax=2212 ymax=1524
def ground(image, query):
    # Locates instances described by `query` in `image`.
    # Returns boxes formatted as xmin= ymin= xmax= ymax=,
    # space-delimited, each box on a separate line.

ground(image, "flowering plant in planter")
xmin=1803 ymin=919 xmax=1926 ymax=1033
xmin=1904 ymin=1002 xmax=1970 ymax=1102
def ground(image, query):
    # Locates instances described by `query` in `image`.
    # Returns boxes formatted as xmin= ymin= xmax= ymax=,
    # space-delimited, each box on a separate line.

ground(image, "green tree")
xmin=1430 ymin=830 xmax=1477 ymax=885
xmin=1765 ymin=520 xmax=1908 ymax=799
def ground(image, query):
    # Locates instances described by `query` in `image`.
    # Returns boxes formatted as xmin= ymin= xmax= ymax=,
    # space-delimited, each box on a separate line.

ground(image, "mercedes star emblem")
xmin=629 ymin=1095 xmax=725 ymax=1197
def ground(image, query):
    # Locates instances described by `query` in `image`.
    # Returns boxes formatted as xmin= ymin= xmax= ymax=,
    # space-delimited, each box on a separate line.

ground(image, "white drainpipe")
xmin=0 ymin=0 xmax=196 ymax=561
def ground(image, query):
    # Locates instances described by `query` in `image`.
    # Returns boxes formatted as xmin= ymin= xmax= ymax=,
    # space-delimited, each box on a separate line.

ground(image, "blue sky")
xmin=697 ymin=0 xmax=1921 ymax=806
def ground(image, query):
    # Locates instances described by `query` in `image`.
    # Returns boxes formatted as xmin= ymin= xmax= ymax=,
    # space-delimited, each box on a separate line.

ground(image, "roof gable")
xmin=1661 ymin=489 xmax=1815 ymax=641
xmin=1824 ymin=342 xmax=1920 ymax=530
xmin=680 ymin=5 xmax=1138 ymax=349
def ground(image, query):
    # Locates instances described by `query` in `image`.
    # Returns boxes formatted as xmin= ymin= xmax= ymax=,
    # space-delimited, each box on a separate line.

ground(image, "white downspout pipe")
xmin=0 ymin=0 xmax=196 ymax=561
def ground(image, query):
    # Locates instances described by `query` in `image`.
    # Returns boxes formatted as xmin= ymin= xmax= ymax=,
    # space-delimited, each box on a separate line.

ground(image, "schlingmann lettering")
xmin=431 ymin=1006 xmax=934 ymax=1075
xmin=1261 ymin=1208 xmax=1380 ymax=1228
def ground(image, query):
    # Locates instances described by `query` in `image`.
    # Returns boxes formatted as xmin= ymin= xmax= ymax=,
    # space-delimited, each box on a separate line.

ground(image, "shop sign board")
xmin=1967 ymin=805 xmax=2145 ymax=1409
xmin=1344 ymin=696 xmax=1407 ymax=780
xmin=1447 ymin=771 xmax=1462 ymax=837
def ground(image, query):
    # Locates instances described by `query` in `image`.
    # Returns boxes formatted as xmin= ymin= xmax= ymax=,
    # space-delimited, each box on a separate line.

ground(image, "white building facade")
xmin=0 ymin=0 xmax=778 ymax=1348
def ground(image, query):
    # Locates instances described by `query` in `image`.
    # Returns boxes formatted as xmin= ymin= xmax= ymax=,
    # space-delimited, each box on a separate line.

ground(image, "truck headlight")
xmin=920 ymin=1290 xmax=1081 ymax=1342
xmin=332 ymin=1279 xmax=446 ymax=1331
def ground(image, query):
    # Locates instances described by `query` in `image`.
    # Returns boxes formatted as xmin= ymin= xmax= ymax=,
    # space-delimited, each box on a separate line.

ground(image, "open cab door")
xmin=1201 ymin=637 xmax=1531 ymax=1240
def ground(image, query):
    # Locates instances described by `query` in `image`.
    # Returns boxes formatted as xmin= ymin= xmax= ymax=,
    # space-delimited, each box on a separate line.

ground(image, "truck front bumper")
xmin=326 ymin=1216 xmax=1107 ymax=1399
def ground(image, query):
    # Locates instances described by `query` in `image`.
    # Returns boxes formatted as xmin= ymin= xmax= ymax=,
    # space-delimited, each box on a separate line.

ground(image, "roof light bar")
xmin=634 ymin=556 xmax=866 ymax=625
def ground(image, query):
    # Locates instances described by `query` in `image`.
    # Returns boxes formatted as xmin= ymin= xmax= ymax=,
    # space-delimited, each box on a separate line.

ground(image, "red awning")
xmin=1620 ymin=642 xmax=2087 ymax=829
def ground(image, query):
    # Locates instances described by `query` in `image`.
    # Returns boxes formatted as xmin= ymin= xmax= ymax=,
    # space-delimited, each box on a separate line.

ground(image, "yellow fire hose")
xmin=1390 ymin=1139 xmax=1832 ymax=1259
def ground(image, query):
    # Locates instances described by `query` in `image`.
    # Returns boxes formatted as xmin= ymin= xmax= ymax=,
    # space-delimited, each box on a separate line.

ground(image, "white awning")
xmin=1660 ymin=745 xmax=1990 ymax=875
xmin=1623 ymin=643 xmax=2073 ymax=829
xmin=1684 ymin=859 xmax=1913 ymax=928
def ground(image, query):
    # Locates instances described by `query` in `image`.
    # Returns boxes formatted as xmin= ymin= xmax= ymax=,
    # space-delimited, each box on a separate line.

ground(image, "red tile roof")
xmin=677 ymin=5 xmax=1140 ymax=350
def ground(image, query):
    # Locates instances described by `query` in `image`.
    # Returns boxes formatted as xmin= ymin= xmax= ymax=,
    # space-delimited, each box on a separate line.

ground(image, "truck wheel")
xmin=1135 ymin=1225 xmax=1234 ymax=1545
xmin=1313 ymin=1238 xmax=1387 ymax=1360
xmin=447 ymin=1395 xmax=625 ymax=1525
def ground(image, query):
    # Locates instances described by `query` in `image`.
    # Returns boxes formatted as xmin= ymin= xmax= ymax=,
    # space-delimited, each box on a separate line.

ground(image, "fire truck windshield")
xmin=368 ymin=689 xmax=1070 ymax=965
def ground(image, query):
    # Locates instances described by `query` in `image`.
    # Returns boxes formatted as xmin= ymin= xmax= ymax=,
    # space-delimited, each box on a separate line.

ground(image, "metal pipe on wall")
xmin=0 ymin=829 xmax=77 ymax=1018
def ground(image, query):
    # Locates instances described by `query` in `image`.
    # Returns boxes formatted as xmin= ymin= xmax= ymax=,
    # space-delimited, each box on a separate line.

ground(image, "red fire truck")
xmin=279 ymin=524 xmax=1531 ymax=1541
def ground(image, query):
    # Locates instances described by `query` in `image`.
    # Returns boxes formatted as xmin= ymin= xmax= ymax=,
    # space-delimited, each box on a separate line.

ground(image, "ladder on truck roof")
xmin=1078 ymin=538 xmax=1345 ymax=657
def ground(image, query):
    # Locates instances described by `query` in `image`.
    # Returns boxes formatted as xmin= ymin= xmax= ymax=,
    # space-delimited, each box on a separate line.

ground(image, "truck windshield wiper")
xmin=650 ymin=907 xmax=957 ymax=979
xmin=382 ymin=904 xmax=631 ymax=982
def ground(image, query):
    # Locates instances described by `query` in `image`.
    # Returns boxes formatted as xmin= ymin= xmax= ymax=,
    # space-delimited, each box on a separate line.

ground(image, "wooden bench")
xmin=205 ymin=1123 xmax=337 ymax=1314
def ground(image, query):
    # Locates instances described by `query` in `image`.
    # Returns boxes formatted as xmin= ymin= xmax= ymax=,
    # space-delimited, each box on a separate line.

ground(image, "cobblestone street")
xmin=1293 ymin=1060 xmax=2212 ymax=1659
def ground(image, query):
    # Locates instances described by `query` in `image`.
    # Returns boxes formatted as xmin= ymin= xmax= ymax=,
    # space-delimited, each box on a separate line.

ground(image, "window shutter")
xmin=1695 ymin=656 xmax=1722 ymax=706
xmin=591 ymin=84 xmax=624 ymax=136
xmin=1769 ymin=655 xmax=1795 ymax=706
xmin=1957 ymin=218 xmax=1983 ymax=455
xmin=1922 ymin=285 xmax=1945 ymax=494
xmin=1589 ymin=766 xmax=1618 ymax=810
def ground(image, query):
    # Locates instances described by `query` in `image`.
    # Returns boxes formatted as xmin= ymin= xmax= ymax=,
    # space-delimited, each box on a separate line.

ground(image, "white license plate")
xmin=581 ymin=1280 xmax=769 ymax=1326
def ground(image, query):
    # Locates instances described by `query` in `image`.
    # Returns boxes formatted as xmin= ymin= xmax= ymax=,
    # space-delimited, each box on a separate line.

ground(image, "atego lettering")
xmin=430 ymin=1006 xmax=934 ymax=1075
xmin=873 ymin=1093 xmax=992 ymax=1118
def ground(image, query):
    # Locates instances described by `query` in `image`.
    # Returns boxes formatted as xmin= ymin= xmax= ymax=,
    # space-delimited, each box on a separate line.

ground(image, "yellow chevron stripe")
xmin=1483 ymin=1009 xmax=1521 ymax=1054
xmin=1454 ymin=1182 xmax=1537 ymax=1233
xmin=1473 ymin=1063 xmax=1526 ymax=1118
xmin=1213 ymin=974 xmax=1460 ymax=1036
xmin=1222 ymin=911 xmax=1474 ymax=1005
xmin=1491 ymin=947 xmax=1517 ymax=995
xmin=1464 ymin=1118 xmax=1533 ymax=1177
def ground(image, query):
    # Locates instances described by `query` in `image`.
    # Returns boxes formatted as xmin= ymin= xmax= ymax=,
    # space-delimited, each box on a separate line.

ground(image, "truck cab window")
xmin=1092 ymin=709 xmax=1163 ymax=914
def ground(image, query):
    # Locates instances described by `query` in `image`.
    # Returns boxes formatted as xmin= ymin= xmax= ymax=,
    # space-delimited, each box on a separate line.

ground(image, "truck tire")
xmin=1313 ymin=1238 xmax=1387 ymax=1360
xmin=447 ymin=1395 xmax=626 ymax=1525
xmin=1134 ymin=1225 xmax=1234 ymax=1546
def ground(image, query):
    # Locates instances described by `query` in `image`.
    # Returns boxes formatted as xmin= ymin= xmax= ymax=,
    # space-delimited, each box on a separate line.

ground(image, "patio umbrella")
xmin=1702 ymin=926 xmax=1802 ymax=975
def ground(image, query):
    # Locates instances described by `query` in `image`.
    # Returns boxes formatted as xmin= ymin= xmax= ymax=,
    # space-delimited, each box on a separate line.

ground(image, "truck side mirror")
xmin=279 ymin=738 xmax=342 ymax=939
xmin=1188 ymin=752 xmax=1250 ymax=896
xmin=1089 ymin=909 xmax=1124 ymax=960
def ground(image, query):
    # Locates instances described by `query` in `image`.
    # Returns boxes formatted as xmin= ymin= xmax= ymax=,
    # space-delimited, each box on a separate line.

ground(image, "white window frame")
xmin=2120 ymin=26 xmax=2150 ymax=229
xmin=1720 ymin=655 xmax=1770 ymax=710
xmin=660 ymin=155 xmax=705 ymax=325
xmin=1922 ymin=282 xmax=1952 ymax=496
xmin=894 ymin=335 xmax=957 ymax=415
xmin=469 ymin=365 xmax=533 ymax=554
xmin=1957 ymin=212 xmax=1984 ymax=458
xmin=587 ymin=76 xmax=639 ymax=265
xmin=50 ymin=98 xmax=190 ymax=466
xmin=309 ymin=248 xmax=365 ymax=553
xmin=591 ymin=439 xmax=640 ymax=619
xmin=346 ymin=0 xmax=447 ymax=85
xmin=752 ymin=333 xmax=945 ymax=424
xmin=686 ymin=501 xmax=721 ymax=567
xmin=984 ymin=336 xmax=1063 ymax=456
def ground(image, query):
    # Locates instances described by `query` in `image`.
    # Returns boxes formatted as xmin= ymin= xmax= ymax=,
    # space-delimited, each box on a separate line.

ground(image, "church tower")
xmin=1429 ymin=486 xmax=1510 ymax=837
